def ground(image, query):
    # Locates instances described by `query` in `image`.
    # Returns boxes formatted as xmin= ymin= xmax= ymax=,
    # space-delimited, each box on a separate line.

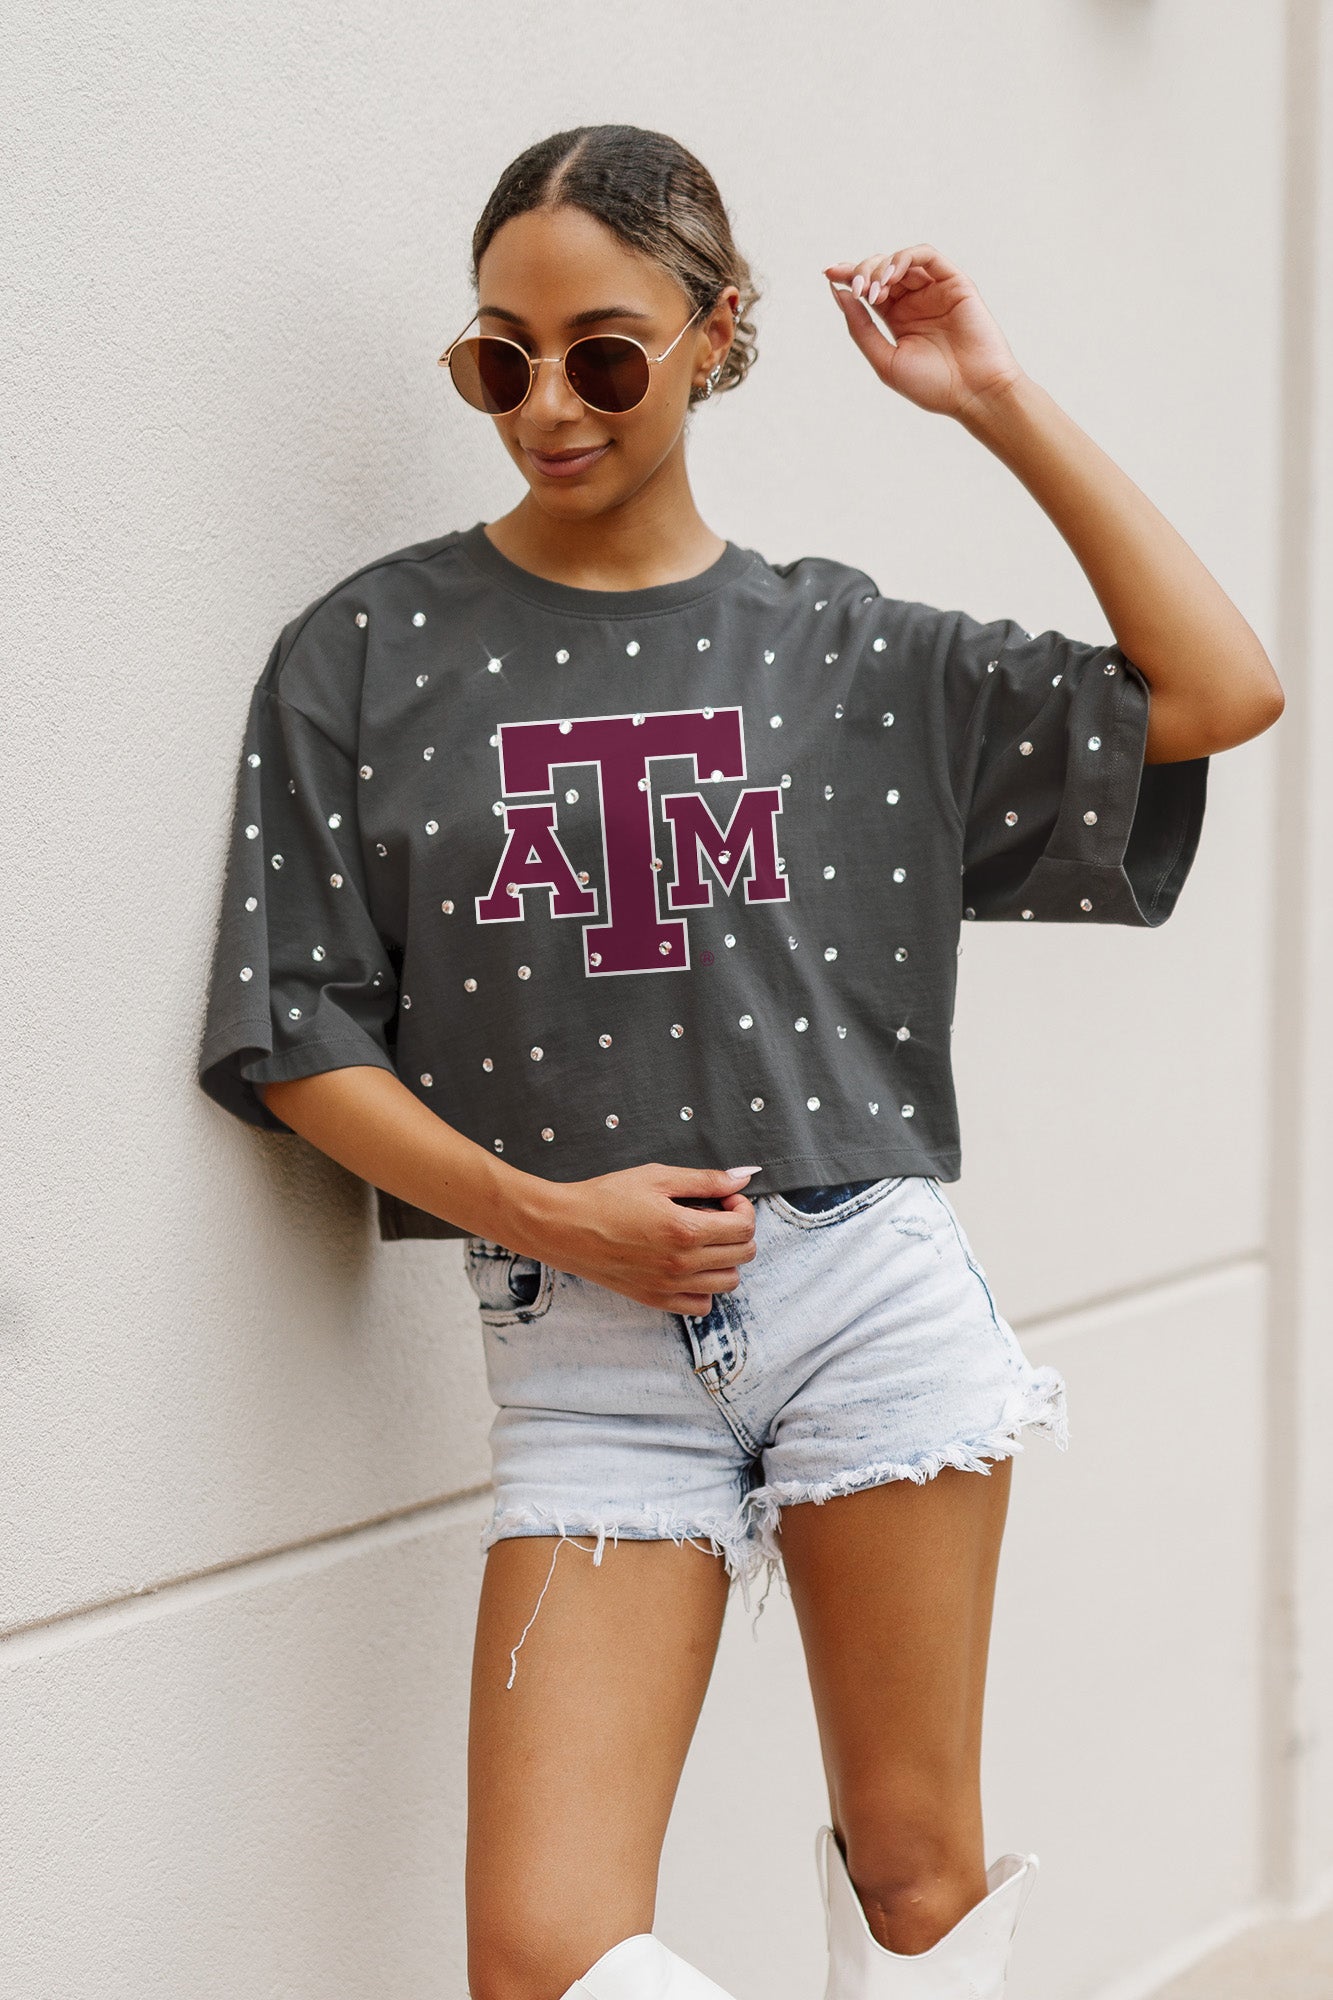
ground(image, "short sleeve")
xmin=197 ymin=657 xmax=400 ymax=1132
xmin=922 ymin=605 xmax=1209 ymax=925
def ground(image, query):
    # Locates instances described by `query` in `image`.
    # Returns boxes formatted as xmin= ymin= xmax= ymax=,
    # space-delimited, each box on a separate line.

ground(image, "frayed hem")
xmin=479 ymin=1500 xmax=776 ymax=1684
xmin=742 ymin=1367 xmax=1069 ymax=1562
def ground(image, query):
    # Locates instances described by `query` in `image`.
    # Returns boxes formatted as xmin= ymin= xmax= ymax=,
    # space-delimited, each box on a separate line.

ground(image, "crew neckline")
xmin=458 ymin=520 xmax=757 ymax=618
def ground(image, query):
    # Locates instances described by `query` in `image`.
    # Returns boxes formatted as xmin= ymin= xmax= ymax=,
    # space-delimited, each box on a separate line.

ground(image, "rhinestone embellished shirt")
xmin=197 ymin=522 xmax=1209 ymax=1240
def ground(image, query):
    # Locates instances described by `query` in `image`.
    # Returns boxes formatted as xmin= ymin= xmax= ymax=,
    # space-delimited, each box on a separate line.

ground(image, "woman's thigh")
xmin=466 ymin=1533 xmax=730 ymax=2000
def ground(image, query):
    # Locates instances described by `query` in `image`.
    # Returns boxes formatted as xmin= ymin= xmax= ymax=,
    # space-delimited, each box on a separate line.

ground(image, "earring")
xmin=701 ymin=364 xmax=723 ymax=399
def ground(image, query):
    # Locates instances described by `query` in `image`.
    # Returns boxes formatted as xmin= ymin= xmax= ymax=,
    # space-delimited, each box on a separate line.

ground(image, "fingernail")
xmin=727 ymin=1165 xmax=761 ymax=1177
xmin=867 ymin=282 xmax=881 ymax=305
xmin=852 ymin=274 xmax=864 ymax=296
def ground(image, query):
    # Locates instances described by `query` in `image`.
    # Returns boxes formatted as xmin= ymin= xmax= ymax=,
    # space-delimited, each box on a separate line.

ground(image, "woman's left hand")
xmin=824 ymin=244 xmax=1025 ymax=421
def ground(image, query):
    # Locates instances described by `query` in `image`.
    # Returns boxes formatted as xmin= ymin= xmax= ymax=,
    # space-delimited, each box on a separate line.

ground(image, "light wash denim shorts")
xmin=464 ymin=1175 xmax=1066 ymax=1640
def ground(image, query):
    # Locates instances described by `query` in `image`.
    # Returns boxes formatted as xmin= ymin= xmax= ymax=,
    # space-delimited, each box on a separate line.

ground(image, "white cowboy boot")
xmin=560 ymin=1931 xmax=740 ymax=2000
xmin=816 ymin=1824 xmax=1039 ymax=2000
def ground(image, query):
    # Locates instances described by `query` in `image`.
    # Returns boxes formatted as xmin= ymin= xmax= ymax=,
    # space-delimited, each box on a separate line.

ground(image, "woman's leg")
xmin=466 ymin=1534 xmax=732 ymax=2000
xmin=776 ymin=1459 xmax=1013 ymax=1956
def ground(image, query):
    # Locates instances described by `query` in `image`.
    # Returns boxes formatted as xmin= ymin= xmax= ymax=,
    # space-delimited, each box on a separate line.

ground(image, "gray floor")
xmin=1152 ymin=1902 xmax=1333 ymax=1999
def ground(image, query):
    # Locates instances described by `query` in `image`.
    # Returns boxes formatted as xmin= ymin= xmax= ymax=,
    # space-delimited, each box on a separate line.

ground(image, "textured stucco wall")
xmin=4 ymin=3 xmax=1326 ymax=1997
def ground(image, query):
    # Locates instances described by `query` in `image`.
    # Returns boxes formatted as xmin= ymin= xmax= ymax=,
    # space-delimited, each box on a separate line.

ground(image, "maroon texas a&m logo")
xmin=474 ymin=706 xmax=789 ymax=976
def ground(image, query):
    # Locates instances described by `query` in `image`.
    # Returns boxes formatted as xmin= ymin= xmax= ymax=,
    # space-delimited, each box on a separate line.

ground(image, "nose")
xmin=522 ymin=354 xmax=588 ymax=429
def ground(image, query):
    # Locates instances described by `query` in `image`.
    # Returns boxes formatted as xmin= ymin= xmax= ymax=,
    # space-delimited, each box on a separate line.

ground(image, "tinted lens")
xmin=564 ymin=336 xmax=651 ymax=413
xmin=448 ymin=336 xmax=532 ymax=414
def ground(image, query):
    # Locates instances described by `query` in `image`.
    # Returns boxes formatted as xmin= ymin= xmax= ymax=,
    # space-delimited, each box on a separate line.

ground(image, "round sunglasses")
xmin=438 ymin=302 xmax=709 ymax=416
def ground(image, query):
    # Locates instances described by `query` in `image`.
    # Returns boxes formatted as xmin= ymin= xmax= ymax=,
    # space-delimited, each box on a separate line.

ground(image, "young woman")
xmin=198 ymin=126 xmax=1282 ymax=2000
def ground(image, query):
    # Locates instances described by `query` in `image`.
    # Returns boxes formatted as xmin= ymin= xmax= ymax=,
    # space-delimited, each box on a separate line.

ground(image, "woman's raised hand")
xmin=823 ymin=244 xmax=1025 ymax=420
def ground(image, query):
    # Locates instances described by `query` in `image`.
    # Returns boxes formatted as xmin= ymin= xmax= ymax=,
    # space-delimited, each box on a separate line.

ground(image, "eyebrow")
xmin=478 ymin=304 xmax=654 ymax=330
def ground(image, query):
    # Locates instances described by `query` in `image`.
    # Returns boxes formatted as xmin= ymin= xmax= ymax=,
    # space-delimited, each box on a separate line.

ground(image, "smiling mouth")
xmin=524 ymin=442 xmax=612 ymax=478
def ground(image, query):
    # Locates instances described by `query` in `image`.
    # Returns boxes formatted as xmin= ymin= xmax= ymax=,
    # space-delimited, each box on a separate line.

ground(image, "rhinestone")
xmin=886 ymin=788 xmax=900 ymax=804
xmin=423 ymin=746 xmax=434 ymax=760
xmin=517 ymin=965 xmax=531 ymax=979
xmin=718 ymin=849 xmax=731 ymax=864
xmin=441 ymin=899 xmax=454 ymax=913
xmin=585 ymin=870 xmax=596 ymax=882
xmin=327 ymin=813 xmax=343 ymax=831
xmin=670 ymin=1023 xmax=684 ymax=1038
xmin=287 ymin=780 xmax=296 ymax=794
xmin=964 ymin=906 xmax=976 ymax=919
xmin=825 ymin=651 xmax=838 ymax=665
xmin=824 ymin=946 xmax=838 ymax=961
xmin=376 ymin=842 xmax=387 ymax=857
xmin=420 ymin=1071 xmax=433 ymax=1086
xmin=245 ymin=824 xmax=259 ymax=839
xmin=764 ymin=650 xmax=776 ymax=664
xmin=1104 ymin=662 xmax=1117 ymax=675
xmin=489 ymin=733 xmax=499 ymax=747
xmin=416 ymin=673 xmax=428 ymax=687
xmin=658 ymin=941 xmax=672 ymax=956
xmin=1019 ymin=740 xmax=1033 ymax=755
xmin=868 ymin=1100 xmax=880 ymax=1115
xmin=426 ymin=820 xmax=439 ymax=835
xmin=1083 ymin=809 xmax=1098 ymax=825
xmin=245 ymin=896 xmax=259 ymax=911
xmin=724 ymin=934 xmax=736 ymax=948
xmin=987 ymin=659 xmax=997 ymax=674
xmin=599 ymin=1033 xmax=612 ymax=1048
xmin=901 ymin=1104 xmax=915 ymax=1118
xmin=288 ymin=1006 xmax=302 ymax=1021
xmin=487 ymin=659 xmax=502 ymax=674
xmin=239 ymin=966 xmax=253 ymax=981
xmin=777 ymin=857 xmax=787 ymax=874
xmin=270 ymin=853 xmax=284 ymax=870
xmin=872 ymin=637 xmax=887 ymax=653
xmin=464 ymin=977 xmax=477 ymax=991
xmin=1021 ymin=909 xmax=1034 ymax=920
xmin=1004 ymin=811 xmax=1018 ymax=826
xmin=530 ymin=1046 xmax=543 ymax=1061
xmin=494 ymin=1139 xmax=504 ymax=1152
xmin=372 ymin=975 xmax=381 ymax=987
xmin=794 ymin=1016 xmax=809 ymax=1032
xmin=711 ymin=772 xmax=725 ymax=784
xmin=1052 ymin=674 xmax=1062 ymax=687
xmin=697 ymin=637 xmax=711 ymax=651
xmin=590 ymin=952 xmax=602 ymax=966
xmin=605 ymin=1114 xmax=619 ymax=1129
xmin=895 ymin=946 xmax=908 ymax=961
xmin=807 ymin=1096 xmax=820 ymax=1110
xmin=492 ymin=802 xmax=504 ymax=816
xmin=1080 ymin=897 xmax=1093 ymax=911
xmin=626 ymin=641 xmax=640 ymax=656
xmin=639 ymin=778 xmax=649 ymax=792
xmin=834 ymin=703 xmax=844 ymax=718
xmin=541 ymin=1127 xmax=555 ymax=1141
xmin=750 ymin=1096 xmax=765 ymax=1111
xmin=560 ymin=720 xmax=573 ymax=734
xmin=359 ymin=765 xmax=373 ymax=780
xmin=896 ymin=1025 xmax=910 ymax=1041
xmin=482 ymin=1057 xmax=493 ymax=1072
xmin=413 ymin=612 xmax=426 ymax=627
xmin=507 ymin=882 xmax=520 ymax=897
xmin=787 ymin=935 xmax=799 ymax=949
xmin=823 ymin=865 xmax=836 ymax=880
xmin=355 ymin=611 xmax=368 ymax=628
xmin=893 ymin=867 xmax=906 ymax=883
xmin=565 ymin=788 xmax=579 ymax=803
xmin=770 ymin=715 xmax=783 ymax=728
xmin=1088 ymin=735 xmax=1102 ymax=751
xmin=680 ymin=1106 xmax=693 ymax=1120
xmin=556 ymin=648 xmax=570 ymax=664
xmin=815 ymin=599 xmax=828 ymax=610
xmin=837 ymin=1024 xmax=847 ymax=1038
xmin=780 ymin=775 xmax=791 ymax=789
xmin=739 ymin=1014 xmax=754 ymax=1029
xmin=703 ymin=706 xmax=714 ymax=720
xmin=881 ymin=712 xmax=895 ymax=727
xmin=824 ymin=784 xmax=834 ymax=800
xmin=633 ymin=713 xmax=645 ymax=727
xmin=246 ymin=752 xmax=261 ymax=769
xmin=312 ymin=945 xmax=326 ymax=962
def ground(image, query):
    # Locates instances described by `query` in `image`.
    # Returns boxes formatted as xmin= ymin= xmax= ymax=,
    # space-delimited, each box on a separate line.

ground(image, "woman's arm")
xmin=825 ymin=244 xmax=1284 ymax=764
xmin=256 ymin=1068 xmax=758 ymax=1312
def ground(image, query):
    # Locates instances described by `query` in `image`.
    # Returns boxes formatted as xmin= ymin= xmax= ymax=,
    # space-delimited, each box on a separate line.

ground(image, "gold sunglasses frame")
xmin=437 ymin=301 xmax=710 ymax=415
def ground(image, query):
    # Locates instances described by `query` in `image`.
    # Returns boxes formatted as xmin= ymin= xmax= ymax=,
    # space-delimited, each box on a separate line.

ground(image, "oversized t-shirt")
xmin=197 ymin=521 xmax=1208 ymax=1241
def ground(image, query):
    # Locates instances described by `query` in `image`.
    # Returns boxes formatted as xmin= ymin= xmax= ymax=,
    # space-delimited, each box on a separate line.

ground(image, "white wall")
xmin=4 ymin=3 xmax=1327 ymax=1996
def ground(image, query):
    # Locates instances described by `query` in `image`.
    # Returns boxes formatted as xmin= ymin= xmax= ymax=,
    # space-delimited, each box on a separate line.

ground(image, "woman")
xmin=198 ymin=125 xmax=1282 ymax=2000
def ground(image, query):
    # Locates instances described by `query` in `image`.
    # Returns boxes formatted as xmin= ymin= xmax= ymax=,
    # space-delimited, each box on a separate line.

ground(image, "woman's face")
xmin=472 ymin=204 xmax=736 ymax=522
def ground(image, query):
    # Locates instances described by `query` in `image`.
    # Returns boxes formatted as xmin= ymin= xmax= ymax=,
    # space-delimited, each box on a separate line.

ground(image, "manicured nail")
xmin=852 ymin=274 xmax=864 ymax=296
xmin=727 ymin=1165 xmax=761 ymax=1177
xmin=867 ymin=282 xmax=881 ymax=305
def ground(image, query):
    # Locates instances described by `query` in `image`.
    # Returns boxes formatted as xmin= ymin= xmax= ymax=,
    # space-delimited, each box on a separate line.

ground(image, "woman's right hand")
xmin=521 ymin=1162 xmax=761 ymax=1314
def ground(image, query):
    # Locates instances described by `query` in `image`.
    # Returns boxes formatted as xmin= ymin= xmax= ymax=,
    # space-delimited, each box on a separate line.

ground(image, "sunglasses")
xmin=438 ymin=302 xmax=709 ymax=416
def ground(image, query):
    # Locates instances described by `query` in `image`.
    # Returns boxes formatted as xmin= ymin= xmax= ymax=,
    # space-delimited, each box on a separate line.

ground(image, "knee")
xmin=837 ymin=1793 xmax=987 ymax=1956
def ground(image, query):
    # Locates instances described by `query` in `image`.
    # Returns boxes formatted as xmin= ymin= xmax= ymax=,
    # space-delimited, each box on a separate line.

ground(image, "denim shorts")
xmin=463 ymin=1175 xmax=1067 ymax=1637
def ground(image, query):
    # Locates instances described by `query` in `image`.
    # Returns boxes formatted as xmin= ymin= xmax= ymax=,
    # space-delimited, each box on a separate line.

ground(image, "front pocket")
xmin=463 ymin=1239 xmax=555 ymax=1325
xmin=769 ymin=1177 xmax=903 ymax=1227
